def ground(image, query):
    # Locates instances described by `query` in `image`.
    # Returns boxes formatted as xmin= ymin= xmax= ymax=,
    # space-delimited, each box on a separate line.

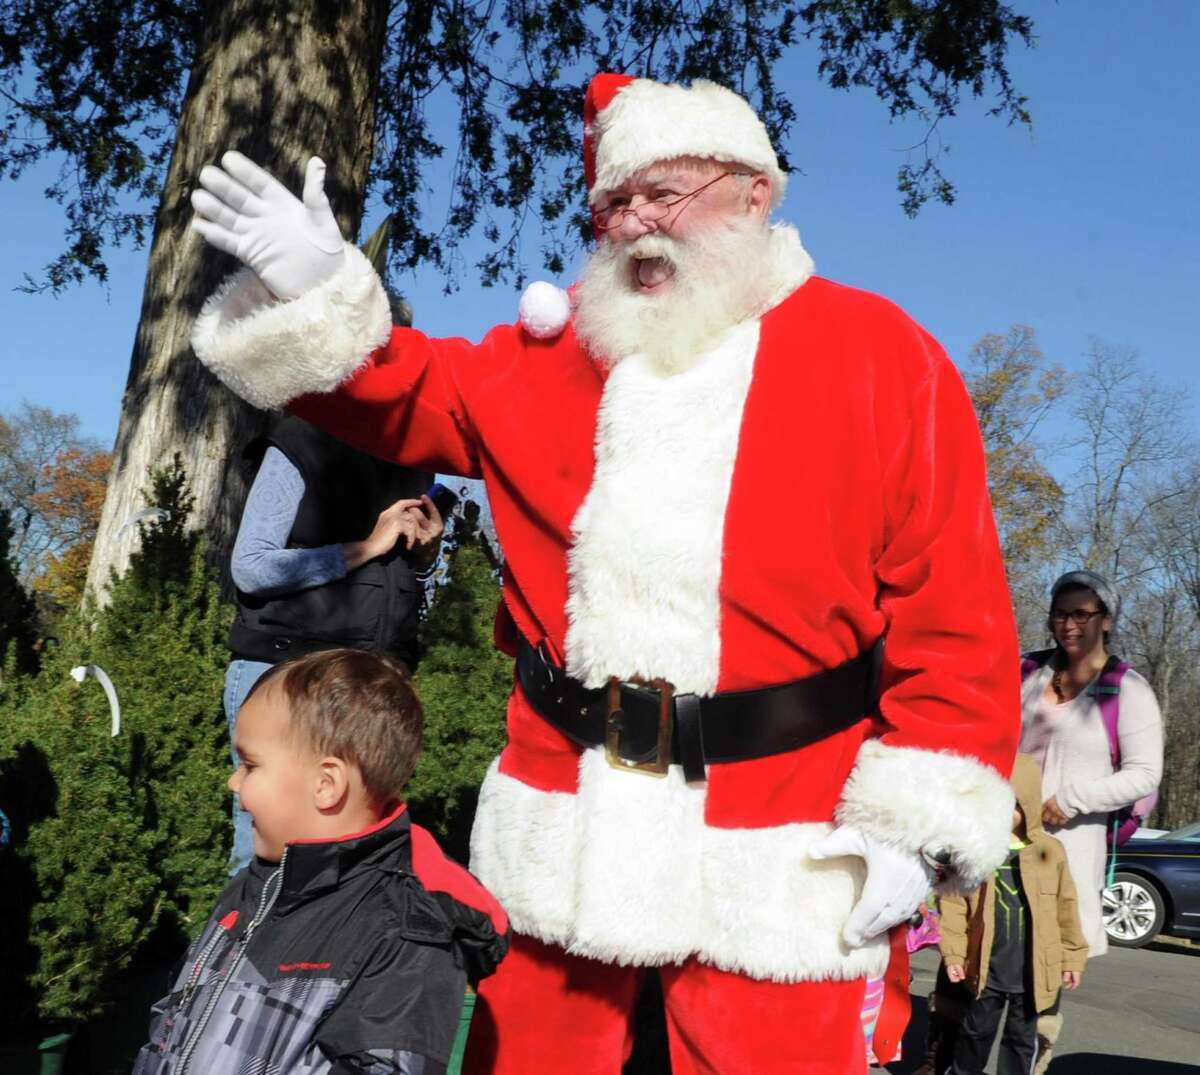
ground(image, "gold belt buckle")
xmin=605 ymin=676 xmax=674 ymax=777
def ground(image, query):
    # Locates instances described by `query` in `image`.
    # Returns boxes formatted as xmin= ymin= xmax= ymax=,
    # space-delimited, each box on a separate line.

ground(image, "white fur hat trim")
xmin=519 ymin=280 xmax=572 ymax=339
xmin=590 ymin=79 xmax=787 ymax=208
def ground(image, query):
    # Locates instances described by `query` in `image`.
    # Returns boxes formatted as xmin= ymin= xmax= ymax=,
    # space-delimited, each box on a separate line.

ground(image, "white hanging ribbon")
xmin=70 ymin=664 xmax=121 ymax=737
xmin=116 ymin=507 xmax=171 ymax=540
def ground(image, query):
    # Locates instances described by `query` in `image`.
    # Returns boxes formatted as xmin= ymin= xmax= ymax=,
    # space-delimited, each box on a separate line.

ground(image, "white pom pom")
xmin=519 ymin=281 xmax=571 ymax=339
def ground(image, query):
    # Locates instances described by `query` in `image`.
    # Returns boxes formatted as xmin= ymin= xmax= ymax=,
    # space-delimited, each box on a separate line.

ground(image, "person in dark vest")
xmin=223 ymin=412 xmax=444 ymax=869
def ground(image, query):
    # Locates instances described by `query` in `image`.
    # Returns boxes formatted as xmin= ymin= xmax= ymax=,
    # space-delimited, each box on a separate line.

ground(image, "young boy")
xmin=936 ymin=754 xmax=1087 ymax=1075
xmin=133 ymin=648 xmax=510 ymax=1074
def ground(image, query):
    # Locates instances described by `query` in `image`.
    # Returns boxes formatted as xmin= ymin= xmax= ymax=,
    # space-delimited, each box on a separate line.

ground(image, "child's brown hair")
xmin=247 ymin=649 xmax=423 ymax=805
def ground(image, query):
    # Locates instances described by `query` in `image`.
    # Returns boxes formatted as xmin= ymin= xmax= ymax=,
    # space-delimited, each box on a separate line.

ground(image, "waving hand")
xmin=191 ymin=151 xmax=346 ymax=301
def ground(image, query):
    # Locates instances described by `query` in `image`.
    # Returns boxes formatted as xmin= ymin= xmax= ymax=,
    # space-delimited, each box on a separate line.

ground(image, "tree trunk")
xmin=86 ymin=0 xmax=388 ymax=601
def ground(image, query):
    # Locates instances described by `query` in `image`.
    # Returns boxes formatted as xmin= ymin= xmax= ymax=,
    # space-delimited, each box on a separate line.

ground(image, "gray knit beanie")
xmin=1050 ymin=569 xmax=1119 ymax=625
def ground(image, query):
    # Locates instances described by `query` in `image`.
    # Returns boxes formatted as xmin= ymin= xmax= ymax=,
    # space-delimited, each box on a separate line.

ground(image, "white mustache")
xmin=575 ymin=214 xmax=777 ymax=374
xmin=626 ymin=235 xmax=680 ymax=263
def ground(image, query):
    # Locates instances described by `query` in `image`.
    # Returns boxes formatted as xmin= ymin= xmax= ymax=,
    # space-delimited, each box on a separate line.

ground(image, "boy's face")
xmin=228 ymin=682 xmax=324 ymax=862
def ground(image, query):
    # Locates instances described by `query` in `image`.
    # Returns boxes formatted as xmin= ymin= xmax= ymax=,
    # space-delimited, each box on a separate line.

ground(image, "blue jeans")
xmin=223 ymin=659 xmax=273 ymax=871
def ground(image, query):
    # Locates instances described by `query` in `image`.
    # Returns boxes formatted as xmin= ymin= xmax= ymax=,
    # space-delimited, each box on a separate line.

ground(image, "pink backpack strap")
xmin=1093 ymin=658 xmax=1159 ymax=851
xmin=1020 ymin=648 xmax=1055 ymax=682
xmin=1094 ymin=658 xmax=1130 ymax=770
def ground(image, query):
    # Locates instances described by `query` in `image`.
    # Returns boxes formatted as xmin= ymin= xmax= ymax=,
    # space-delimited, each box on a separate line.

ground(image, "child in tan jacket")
xmin=937 ymin=754 xmax=1088 ymax=1075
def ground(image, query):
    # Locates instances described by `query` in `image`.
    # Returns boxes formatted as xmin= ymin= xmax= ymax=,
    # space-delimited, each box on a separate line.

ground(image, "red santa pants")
xmin=463 ymin=934 xmax=868 ymax=1075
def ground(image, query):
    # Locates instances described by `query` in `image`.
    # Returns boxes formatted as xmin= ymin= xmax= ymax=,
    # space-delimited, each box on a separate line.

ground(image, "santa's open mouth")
xmin=632 ymin=253 xmax=675 ymax=292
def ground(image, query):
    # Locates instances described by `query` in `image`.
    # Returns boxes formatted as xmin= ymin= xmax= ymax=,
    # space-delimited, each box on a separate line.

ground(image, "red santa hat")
xmin=520 ymin=73 xmax=789 ymax=340
xmin=583 ymin=73 xmax=788 ymax=208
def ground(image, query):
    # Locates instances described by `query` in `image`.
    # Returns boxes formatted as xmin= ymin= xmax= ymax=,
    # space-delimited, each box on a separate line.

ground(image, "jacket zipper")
xmin=175 ymin=854 xmax=286 ymax=1073
xmin=175 ymin=914 xmax=229 ymax=1014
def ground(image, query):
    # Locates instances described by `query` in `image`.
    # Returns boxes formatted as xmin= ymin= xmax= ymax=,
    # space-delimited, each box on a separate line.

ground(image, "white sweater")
xmin=1019 ymin=663 xmax=1164 ymax=955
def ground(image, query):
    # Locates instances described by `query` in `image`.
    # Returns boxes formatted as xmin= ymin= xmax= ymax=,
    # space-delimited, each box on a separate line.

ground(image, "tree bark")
xmin=86 ymin=0 xmax=388 ymax=600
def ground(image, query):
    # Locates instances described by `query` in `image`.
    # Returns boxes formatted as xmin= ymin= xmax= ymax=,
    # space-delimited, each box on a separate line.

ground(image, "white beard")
xmin=573 ymin=217 xmax=780 ymax=375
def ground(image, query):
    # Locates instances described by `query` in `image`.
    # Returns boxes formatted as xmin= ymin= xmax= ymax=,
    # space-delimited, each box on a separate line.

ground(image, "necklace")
xmin=1051 ymin=655 xmax=1108 ymax=703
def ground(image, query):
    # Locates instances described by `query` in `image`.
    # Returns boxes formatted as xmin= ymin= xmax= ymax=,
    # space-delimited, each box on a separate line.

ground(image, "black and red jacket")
xmin=133 ymin=806 xmax=509 ymax=1074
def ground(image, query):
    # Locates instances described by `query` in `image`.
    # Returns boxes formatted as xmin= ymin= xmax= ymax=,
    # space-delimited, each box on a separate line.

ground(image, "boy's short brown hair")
xmin=248 ymin=649 xmax=423 ymax=804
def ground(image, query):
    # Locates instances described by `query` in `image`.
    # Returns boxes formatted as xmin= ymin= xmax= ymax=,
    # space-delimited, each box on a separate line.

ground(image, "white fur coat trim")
xmin=563 ymin=318 xmax=759 ymax=694
xmin=190 ymin=245 xmax=392 ymax=411
xmin=469 ymin=750 xmax=891 ymax=982
xmin=837 ymin=739 xmax=1015 ymax=892
xmin=563 ymin=224 xmax=811 ymax=693
xmin=590 ymin=79 xmax=787 ymax=208
xmin=759 ymin=223 xmax=816 ymax=313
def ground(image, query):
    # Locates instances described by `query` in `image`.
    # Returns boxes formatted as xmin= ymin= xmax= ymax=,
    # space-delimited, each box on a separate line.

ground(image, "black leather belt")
xmin=516 ymin=637 xmax=881 ymax=782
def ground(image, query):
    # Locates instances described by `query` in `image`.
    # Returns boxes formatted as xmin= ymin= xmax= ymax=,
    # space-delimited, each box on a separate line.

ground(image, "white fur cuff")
xmin=836 ymin=739 xmax=1014 ymax=892
xmin=190 ymin=245 xmax=392 ymax=411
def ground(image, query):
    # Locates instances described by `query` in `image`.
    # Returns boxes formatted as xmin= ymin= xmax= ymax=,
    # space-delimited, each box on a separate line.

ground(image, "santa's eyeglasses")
xmin=592 ymin=171 xmax=752 ymax=232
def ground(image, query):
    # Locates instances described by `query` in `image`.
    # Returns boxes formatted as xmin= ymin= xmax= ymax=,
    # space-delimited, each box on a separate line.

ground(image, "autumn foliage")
xmin=30 ymin=447 xmax=113 ymax=609
xmin=0 ymin=406 xmax=111 ymax=628
xmin=963 ymin=325 xmax=1067 ymax=574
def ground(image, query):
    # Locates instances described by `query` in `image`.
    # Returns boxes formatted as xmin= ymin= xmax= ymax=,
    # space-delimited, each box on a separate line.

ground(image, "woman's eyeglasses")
xmin=1050 ymin=609 xmax=1104 ymax=625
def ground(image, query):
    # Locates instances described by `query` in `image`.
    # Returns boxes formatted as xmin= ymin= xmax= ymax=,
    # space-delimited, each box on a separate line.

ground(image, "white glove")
xmin=810 ymin=825 xmax=936 ymax=949
xmin=190 ymin=151 xmax=346 ymax=301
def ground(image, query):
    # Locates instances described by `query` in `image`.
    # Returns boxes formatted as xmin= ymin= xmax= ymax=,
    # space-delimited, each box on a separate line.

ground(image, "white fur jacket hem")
xmin=470 ymin=751 xmax=893 ymax=983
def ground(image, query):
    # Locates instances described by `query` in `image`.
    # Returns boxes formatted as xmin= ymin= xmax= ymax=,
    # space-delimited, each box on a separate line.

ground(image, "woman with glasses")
xmin=1016 ymin=570 xmax=1162 ymax=1071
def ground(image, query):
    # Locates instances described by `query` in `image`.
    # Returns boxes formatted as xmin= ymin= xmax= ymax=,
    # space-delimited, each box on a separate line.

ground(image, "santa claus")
xmin=190 ymin=73 xmax=1019 ymax=1074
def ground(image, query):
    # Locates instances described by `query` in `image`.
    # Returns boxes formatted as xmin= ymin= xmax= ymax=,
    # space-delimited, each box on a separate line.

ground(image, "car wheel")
xmin=1102 ymin=872 xmax=1165 ymax=948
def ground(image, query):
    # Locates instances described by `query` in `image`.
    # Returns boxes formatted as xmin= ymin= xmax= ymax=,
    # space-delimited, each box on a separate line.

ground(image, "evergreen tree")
xmin=0 ymin=456 xmax=231 ymax=1030
xmin=0 ymin=505 xmax=38 ymax=675
xmin=408 ymin=502 xmax=509 ymax=863
xmin=94 ymin=456 xmax=233 ymax=932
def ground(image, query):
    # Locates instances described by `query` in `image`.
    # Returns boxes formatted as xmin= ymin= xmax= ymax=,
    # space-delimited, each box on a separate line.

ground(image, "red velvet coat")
xmin=194 ymin=230 xmax=1019 ymax=983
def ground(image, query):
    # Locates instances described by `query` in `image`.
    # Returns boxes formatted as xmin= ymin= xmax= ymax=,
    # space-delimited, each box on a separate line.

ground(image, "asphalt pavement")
xmin=893 ymin=942 xmax=1200 ymax=1073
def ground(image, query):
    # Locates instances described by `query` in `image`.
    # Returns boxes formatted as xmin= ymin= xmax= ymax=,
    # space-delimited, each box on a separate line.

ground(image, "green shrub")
xmin=91 ymin=460 xmax=232 ymax=933
xmin=0 ymin=456 xmax=232 ymax=1031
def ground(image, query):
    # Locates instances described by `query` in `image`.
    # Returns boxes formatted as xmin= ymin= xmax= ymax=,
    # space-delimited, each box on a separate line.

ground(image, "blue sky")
xmin=1 ymin=1 xmax=1197 ymax=447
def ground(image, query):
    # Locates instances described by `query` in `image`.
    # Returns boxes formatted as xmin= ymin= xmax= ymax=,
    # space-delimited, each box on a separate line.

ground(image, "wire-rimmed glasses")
xmin=592 ymin=171 xmax=750 ymax=232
